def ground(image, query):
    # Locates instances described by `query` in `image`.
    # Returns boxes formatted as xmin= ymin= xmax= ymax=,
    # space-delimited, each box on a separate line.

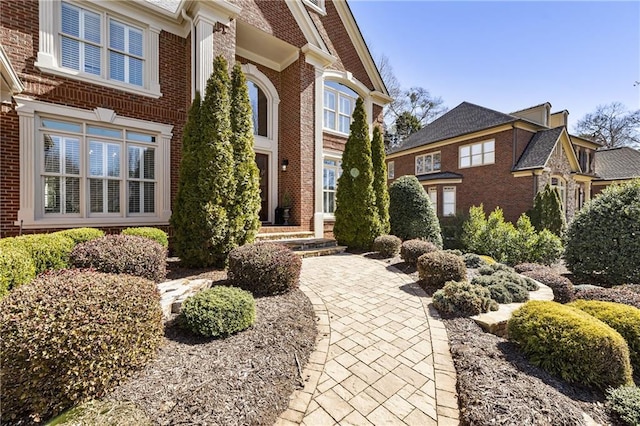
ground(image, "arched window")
xmin=323 ymin=80 xmax=358 ymax=134
xmin=248 ymin=81 xmax=267 ymax=137
xmin=550 ymin=176 xmax=566 ymax=211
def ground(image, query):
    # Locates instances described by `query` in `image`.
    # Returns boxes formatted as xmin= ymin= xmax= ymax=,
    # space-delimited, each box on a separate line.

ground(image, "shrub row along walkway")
xmin=277 ymin=253 xmax=459 ymax=425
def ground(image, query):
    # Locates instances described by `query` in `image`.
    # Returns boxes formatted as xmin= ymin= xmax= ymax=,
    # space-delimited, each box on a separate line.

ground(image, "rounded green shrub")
xmin=473 ymin=269 xmax=539 ymax=292
xmin=47 ymin=400 xmax=153 ymax=426
xmin=227 ymin=243 xmax=301 ymax=296
xmin=121 ymin=227 xmax=169 ymax=248
xmin=565 ymin=179 xmax=640 ymax=285
xmin=473 ymin=274 xmax=530 ymax=304
xmin=388 ymin=175 xmax=442 ymax=246
xmin=400 ymin=239 xmax=439 ymax=266
xmin=606 ymin=386 xmax=640 ymax=426
xmin=569 ymin=300 xmax=640 ymax=373
xmin=0 ymin=270 xmax=163 ymax=424
xmin=521 ymin=267 xmax=574 ymax=303
xmin=54 ymin=228 xmax=105 ymax=245
xmin=70 ymin=235 xmax=166 ymax=282
xmin=0 ymin=233 xmax=74 ymax=274
xmin=180 ymin=286 xmax=256 ymax=337
xmin=0 ymin=243 xmax=36 ymax=298
xmin=574 ymin=287 xmax=640 ymax=310
xmin=508 ymin=301 xmax=633 ymax=390
xmin=432 ymin=281 xmax=498 ymax=316
xmin=462 ymin=253 xmax=489 ymax=269
xmin=373 ymin=234 xmax=402 ymax=258
xmin=417 ymin=251 xmax=467 ymax=288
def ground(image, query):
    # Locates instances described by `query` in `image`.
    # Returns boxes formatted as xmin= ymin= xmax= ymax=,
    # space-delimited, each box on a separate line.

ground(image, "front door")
xmin=255 ymin=153 xmax=269 ymax=222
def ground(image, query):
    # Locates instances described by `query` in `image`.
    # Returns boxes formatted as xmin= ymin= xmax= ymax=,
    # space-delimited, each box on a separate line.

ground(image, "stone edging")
xmin=275 ymin=284 xmax=331 ymax=425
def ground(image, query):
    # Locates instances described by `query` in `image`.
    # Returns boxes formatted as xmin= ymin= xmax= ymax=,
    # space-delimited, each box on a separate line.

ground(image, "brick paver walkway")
xmin=276 ymin=253 xmax=459 ymax=426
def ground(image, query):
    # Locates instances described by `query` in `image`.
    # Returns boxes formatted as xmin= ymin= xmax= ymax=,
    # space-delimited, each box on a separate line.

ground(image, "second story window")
xmin=109 ymin=20 xmax=144 ymax=86
xmin=324 ymin=81 xmax=357 ymax=135
xmin=415 ymin=152 xmax=441 ymax=174
xmin=460 ymin=140 xmax=495 ymax=168
xmin=61 ymin=2 xmax=102 ymax=75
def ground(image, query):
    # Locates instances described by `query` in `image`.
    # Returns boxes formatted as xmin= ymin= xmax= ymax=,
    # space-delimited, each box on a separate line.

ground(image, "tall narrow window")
xmin=109 ymin=20 xmax=144 ymax=86
xmin=43 ymin=133 xmax=81 ymax=214
xmin=387 ymin=161 xmax=395 ymax=179
xmin=89 ymin=141 xmax=121 ymax=213
xmin=428 ymin=187 xmax=438 ymax=215
xmin=443 ymin=186 xmax=456 ymax=216
xmin=323 ymin=81 xmax=357 ymax=134
xmin=128 ymin=146 xmax=155 ymax=214
xmin=248 ymin=81 xmax=268 ymax=137
xmin=60 ymin=2 xmax=102 ymax=75
xmin=323 ymin=157 xmax=342 ymax=214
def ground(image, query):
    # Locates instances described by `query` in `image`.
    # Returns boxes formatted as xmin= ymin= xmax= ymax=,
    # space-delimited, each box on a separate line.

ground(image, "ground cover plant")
xmin=432 ymin=280 xmax=498 ymax=316
xmin=0 ymin=269 xmax=163 ymax=424
xmin=47 ymin=400 xmax=152 ymax=426
xmin=607 ymin=386 xmax=640 ymax=426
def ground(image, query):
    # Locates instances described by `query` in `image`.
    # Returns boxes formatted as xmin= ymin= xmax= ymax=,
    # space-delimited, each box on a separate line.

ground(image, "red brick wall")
xmin=0 ymin=1 xmax=190 ymax=237
xmin=388 ymin=129 xmax=535 ymax=223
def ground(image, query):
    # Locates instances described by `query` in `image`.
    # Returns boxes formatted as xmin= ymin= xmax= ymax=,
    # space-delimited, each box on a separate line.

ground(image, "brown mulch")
xmin=107 ymin=266 xmax=317 ymax=426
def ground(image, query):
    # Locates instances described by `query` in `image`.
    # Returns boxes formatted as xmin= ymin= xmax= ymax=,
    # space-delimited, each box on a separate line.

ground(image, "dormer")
xmin=549 ymin=110 xmax=569 ymax=128
xmin=511 ymin=102 xmax=552 ymax=127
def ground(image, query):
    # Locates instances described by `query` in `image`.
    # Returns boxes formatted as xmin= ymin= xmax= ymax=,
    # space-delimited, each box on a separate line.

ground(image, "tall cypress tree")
xmin=371 ymin=125 xmax=390 ymax=234
xmin=229 ymin=63 xmax=261 ymax=246
xmin=529 ymin=184 xmax=566 ymax=236
xmin=333 ymin=97 xmax=381 ymax=250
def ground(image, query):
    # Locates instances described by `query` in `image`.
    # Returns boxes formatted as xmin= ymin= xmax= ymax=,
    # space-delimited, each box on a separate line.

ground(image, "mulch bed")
xmin=107 ymin=267 xmax=317 ymax=426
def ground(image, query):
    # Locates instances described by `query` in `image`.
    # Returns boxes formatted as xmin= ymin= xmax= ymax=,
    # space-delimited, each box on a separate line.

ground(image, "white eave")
xmin=286 ymin=0 xmax=331 ymax=54
xmin=0 ymin=45 xmax=24 ymax=96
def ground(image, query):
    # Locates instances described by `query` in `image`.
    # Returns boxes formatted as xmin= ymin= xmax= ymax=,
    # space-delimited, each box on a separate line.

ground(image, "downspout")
xmin=512 ymin=123 xmax=517 ymax=168
xmin=181 ymin=9 xmax=195 ymax=100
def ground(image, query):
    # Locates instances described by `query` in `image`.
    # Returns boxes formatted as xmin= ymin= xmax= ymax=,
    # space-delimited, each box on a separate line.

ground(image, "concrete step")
xmin=294 ymin=245 xmax=347 ymax=258
xmin=277 ymin=238 xmax=337 ymax=251
xmin=256 ymin=231 xmax=315 ymax=241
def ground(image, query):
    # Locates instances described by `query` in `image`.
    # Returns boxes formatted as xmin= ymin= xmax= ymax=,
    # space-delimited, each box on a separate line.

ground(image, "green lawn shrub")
xmin=0 ymin=234 xmax=74 ymax=275
xmin=474 ymin=266 xmax=539 ymax=291
xmin=372 ymin=234 xmax=402 ymax=258
xmin=462 ymin=252 xmax=489 ymax=269
xmin=432 ymin=281 xmax=498 ymax=316
xmin=227 ymin=243 xmax=301 ymax=296
xmin=569 ymin=300 xmax=640 ymax=372
xmin=70 ymin=235 xmax=166 ymax=282
xmin=388 ymin=175 xmax=442 ymax=246
xmin=565 ymin=179 xmax=640 ymax=286
xmin=54 ymin=228 xmax=105 ymax=245
xmin=508 ymin=300 xmax=633 ymax=390
xmin=417 ymin=251 xmax=467 ymax=288
xmin=121 ymin=227 xmax=168 ymax=248
xmin=0 ymin=269 xmax=163 ymax=424
xmin=472 ymin=273 xmax=530 ymax=304
xmin=574 ymin=287 xmax=640 ymax=310
xmin=606 ymin=386 xmax=640 ymax=426
xmin=47 ymin=400 xmax=152 ymax=426
xmin=400 ymin=239 xmax=439 ymax=266
xmin=521 ymin=267 xmax=574 ymax=303
xmin=180 ymin=286 xmax=256 ymax=338
xmin=0 ymin=243 xmax=36 ymax=298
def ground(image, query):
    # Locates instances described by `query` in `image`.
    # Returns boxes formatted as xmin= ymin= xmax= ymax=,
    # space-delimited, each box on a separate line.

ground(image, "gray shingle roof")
xmin=388 ymin=102 xmax=517 ymax=154
xmin=513 ymin=127 xmax=564 ymax=171
xmin=416 ymin=172 xmax=463 ymax=182
xmin=594 ymin=147 xmax=640 ymax=180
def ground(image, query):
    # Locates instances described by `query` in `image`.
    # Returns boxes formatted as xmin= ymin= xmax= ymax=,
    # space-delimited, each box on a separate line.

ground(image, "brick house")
xmin=0 ymin=0 xmax=390 ymax=238
xmin=385 ymin=102 xmax=606 ymax=223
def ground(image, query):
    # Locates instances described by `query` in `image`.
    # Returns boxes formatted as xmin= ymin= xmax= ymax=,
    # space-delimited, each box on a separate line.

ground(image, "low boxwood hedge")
xmin=0 ymin=234 xmax=74 ymax=275
xmin=0 ymin=244 xmax=36 ymax=298
xmin=417 ymin=250 xmax=467 ymax=289
xmin=508 ymin=301 xmax=633 ymax=390
xmin=432 ymin=280 xmax=498 ymax=316
xmin=54 ymin=228 xmax=105 ymax=245
xmin=121 ymin=227 xmax=168 ymax=248
xmin=569 ymin=300 xmax=640 ymax=374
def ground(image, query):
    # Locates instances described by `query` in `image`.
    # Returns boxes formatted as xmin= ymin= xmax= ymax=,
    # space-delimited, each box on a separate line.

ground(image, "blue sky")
xmin=349 ymin=1 xmax=640 ymax=129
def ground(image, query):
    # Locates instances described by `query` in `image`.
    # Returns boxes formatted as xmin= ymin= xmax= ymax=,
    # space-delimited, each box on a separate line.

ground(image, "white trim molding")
xmin=13 ymin=97 xmax=173 ymax=229
xmin=0 ymin=45 xmax=24 ymax=103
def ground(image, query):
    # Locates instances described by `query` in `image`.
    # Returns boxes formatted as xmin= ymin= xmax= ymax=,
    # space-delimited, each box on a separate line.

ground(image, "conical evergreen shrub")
xmin=529 ymin=184 xmax=566 ymax=236
xmin=333 ymin=98 xmax=382 ymax=250
xmin=229 ymin=63 xmax=261 ymax=246
xmin=371 ymin=125 xmax=390 ymax=234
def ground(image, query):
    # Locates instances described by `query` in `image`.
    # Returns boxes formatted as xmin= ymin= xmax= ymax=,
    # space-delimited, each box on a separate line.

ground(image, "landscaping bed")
xmin=107 ymin=271 xmax=317 ymax=426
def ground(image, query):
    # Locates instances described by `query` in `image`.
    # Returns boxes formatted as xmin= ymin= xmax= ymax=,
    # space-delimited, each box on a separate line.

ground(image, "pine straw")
xmin=444 ymin=317 xmax=616 ymax=426
xmin=107 ymin=288 xmax=317 ymax=425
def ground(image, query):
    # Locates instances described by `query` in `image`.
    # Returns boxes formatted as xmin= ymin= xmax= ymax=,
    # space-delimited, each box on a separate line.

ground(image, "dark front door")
xmin=255 ymin=153 xmax=269 ymax=222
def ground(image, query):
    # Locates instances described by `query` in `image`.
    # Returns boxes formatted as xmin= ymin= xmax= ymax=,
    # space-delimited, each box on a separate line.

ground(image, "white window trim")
xmin=415 ymin=151 xmax=441 ymax=175
xmin=443 ymin=186 xmax=456 ymax=217
xmin=459 ymin=139 xmax=495 ymax=169
xmin=14 ymin=97 xmax=173 ymax=229
xmin=323 ymin=83 xmax=357 ymax=136
xmin=322 ymin=151 xmax=342 ymax=220
xmin=303 ymin=0 xmax=327 ymax=15
xmin=428 ymin=187 xmax=438 ymax=216
xmin=387 ymin=161 xmax=395 ymax=179
xmin=36 ymin=0 xmax=162 ymax=98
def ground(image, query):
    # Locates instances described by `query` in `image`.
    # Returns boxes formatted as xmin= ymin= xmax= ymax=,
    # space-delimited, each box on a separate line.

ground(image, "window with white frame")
xmin=323 ymin=81 xmax=357 ymax=135
xmin=443 ymin=186 xmax=456 ymax=216
xmin=387 ymin=161 xmax=395 ymax=179
xmin=415 ymin=152 xmax=441 ymax=175
xmin=248 ymin=81 xmax=268 ymax=137
xmin=323 ymin=156 xmax=342 ymax=214
xmin=40 ymin=117 xmax=157 ymax=217
xmin=459 ymin=140 xmax=495 ymax=168
xmin=303 ymin=0 xmax=325 ymax=13
xmin=428 ymin=187 xmax=438 ymax=215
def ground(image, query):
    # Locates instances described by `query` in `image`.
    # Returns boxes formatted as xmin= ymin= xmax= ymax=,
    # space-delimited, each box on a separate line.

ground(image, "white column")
xmin=195 ymin=17 xmax=215 ymax=96
xmin=313 ymin=67 xmax=325 ymax=238
xmin=36 ymin=0 xmax=58 ymax=68
xmin=147 ymin=26 xmax=161 ymax=94
xmin=16 ymin=105 xmax=36 ymax=226
xmin=160 ymin=131 xmax=173 ymax=222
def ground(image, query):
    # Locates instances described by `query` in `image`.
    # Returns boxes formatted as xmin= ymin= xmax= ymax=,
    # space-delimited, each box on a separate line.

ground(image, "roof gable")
xmin=388 ymin=102 xmax=517 ymax=154
xmin=514 ymin=127 xmax=580 ymax=172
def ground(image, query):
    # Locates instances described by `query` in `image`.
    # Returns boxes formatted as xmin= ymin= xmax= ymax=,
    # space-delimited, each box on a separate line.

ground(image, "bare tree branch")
xmin=574 ymin=102 xmax=640 ymax=148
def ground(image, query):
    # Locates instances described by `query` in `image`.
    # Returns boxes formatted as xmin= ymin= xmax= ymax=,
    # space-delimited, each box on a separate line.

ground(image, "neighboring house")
xmin=0 ymin=0 xmax=390 ymax=238
xmin=592 ymin=146 xmax=640 ymax=196
xmin=386 ymin=102 xmax=604 ymax=223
